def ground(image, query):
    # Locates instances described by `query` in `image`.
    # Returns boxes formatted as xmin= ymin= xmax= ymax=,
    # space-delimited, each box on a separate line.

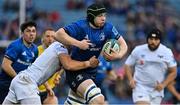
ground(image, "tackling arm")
xmin=59 ymin=53 xmax=99 ymax=71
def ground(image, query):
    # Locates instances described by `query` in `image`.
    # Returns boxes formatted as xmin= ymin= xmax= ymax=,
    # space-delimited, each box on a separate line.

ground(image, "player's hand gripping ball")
xmin=102 ymin=39 xmax=120 ymax=61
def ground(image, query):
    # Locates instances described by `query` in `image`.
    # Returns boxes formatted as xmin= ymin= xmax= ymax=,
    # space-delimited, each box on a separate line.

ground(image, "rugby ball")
xmin=102 ymin=39 xmax=120 ymax=54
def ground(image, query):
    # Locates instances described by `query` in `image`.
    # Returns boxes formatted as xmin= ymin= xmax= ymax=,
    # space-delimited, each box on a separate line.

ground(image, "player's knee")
xmin=89 ymin=94 xmax=105 ymax=104
xmin=43 ymin=95 xmax=58 ymax=104
xmin=84 ymin=84 xmax=104 ymax=104
xmin=65 ymin=89 xmax=86 ymax=105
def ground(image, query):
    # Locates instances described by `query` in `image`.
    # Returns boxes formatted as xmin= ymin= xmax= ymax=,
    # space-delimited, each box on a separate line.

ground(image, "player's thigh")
xmin=77 ymin=79 xmax=105 ymax=103
xmin=13 ymin=74 xmax=39 ymax=101
xmin=66 ymin=70 xmax=95 ymax=92
xmin=77 ymin=79 xmax=95 ymax=96
xmin=2 ymin=98 xmax=15 ymax=105
xmin=0 ymin=85 xmax=10 ymax=104
xmin=39 ymin=91 xmax=47 ymax=103
xmin=133 ymin=91 xmax=150 ymax=104
xmin=150 ymin=96 xmax=162 ymax=105
xmin=21 ymin=97 xmax=41 ymax=105
xmin=132 ymin=85 xmax=150 ymax=104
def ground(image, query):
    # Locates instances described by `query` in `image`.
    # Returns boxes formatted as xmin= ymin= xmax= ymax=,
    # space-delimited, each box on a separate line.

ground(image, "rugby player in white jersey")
xmin=2 ymin=41 xmax=99 ymax=105
xmin=124 ymin=28 xmax=177 ymax=105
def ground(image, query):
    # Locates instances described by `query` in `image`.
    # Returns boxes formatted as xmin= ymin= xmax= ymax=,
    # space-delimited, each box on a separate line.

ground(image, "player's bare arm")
xmin=43 ymin=82 xmax=55 ymax=96
xmin=155 ymin=66 xmax=177 ymax=91
xmin=1 ymin=57 xmax=17 ymax=78
xmin=167 ymin=81 xmax=180 ymax=100
xmin=53 ymin=70 xmax=63 ymax=86
xmin=55 ymin=28 xmax=92 ymax=50
xmin=59 ymin=54 xmax=99 ymax=71
xmin=124 ymin=64 xmax=136 ymax=89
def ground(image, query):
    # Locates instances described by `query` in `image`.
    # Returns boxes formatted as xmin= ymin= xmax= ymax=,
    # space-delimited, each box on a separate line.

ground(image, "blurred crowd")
xmin=0 ymin=0 xmax=180 ymax=104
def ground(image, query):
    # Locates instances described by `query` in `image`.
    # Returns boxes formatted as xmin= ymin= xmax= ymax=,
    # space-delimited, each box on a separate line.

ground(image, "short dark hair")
xmin=42 ymin=28 xmax=54 ymax=37
xmin=20 ymin=21 xmax=37 ymax=32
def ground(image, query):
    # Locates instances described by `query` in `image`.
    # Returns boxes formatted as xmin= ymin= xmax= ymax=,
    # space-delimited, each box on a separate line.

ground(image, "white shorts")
xmin=132 ymin=83 xmax=162 ymax=105
xmin=5 ymin=73 xmax=40 ymax=103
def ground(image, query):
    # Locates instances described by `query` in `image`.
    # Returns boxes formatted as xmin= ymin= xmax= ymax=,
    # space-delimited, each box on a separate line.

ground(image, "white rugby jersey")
xmin=22 ymin=41 xmax=68 ymax=86
xmin=125 ymin=44 xmax=177 ymax=87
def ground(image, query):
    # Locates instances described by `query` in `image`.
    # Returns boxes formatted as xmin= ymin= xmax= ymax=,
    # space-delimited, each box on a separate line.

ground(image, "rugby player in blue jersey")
xmin=55 ymin=3 xmax=128 ymax=104
xmin=0 ymin=21 xmax=38 ymax=103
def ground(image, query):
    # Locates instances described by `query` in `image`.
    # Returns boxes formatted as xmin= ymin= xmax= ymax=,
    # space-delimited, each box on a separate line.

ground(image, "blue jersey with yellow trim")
xmin=0 ymin=38 xmax=38 ymax=83
xmin=64 ymin=19 xmax=120 ymax=73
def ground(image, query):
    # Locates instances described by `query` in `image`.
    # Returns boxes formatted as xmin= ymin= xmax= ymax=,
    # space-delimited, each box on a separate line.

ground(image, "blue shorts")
xmin=65 ymin=70 xmax=96 ymax=93
xmin=0 ymin=82 xmax=11 ymax=104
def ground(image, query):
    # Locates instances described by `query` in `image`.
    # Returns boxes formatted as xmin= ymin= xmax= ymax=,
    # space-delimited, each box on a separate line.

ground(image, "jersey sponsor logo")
xmin=157 ymin=55 xmax=163 ymax=58
xmin=90 ymin=43 xmax=96 ymax=47
xmin=89 ymin=43 xmax=101 ymax=51
xmin=89 ymin=47 xmax=101 ymax=51
xmin=17 ymin=59 xmax=32 ymax=65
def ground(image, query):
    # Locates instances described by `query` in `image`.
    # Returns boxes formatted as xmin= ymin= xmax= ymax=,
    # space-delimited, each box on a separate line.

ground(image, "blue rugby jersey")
xmin=95 ymin=55 xmax=112 ymax=84
xmin=0 ymin=38 xmax=38 ymax=83
xmin=175 ymin=67 xmax=180 ymax=91
xmin=63 ymin=19 xmax=120 ymax=73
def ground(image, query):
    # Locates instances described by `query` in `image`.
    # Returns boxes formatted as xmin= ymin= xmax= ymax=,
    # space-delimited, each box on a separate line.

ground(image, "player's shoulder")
xmin=159 ymin=44 xmax=170 ymax=50
xmin=130 ymin=44 xmax=147 ymax=55
xmin=70 ymin=19 xmax=88 ymax=30
xmin=159 ymin=44 xmax=172 ymax=54
xmin=50 ymin=41 xmax=66 ymax=48
xmin=74 ymin=19 xmax=87 ymax=26
xmin=134 ymin=44 xmax=147 ymax=51
xmin=7 ymin=38 xmax=22 ymax=49
xmin=10 ymin=38 xmax=21 ymax=45
xmin=51 ymin=41 xmax=63 ymax=45
xmin=103 ymin=22 xmax=113 ymax=29
xmin=31 ymin=43 xmax=38 ymax=48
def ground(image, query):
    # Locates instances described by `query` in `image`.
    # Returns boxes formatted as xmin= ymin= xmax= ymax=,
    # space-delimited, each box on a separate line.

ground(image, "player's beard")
xmin=148 ymin=43 xmax=160 ymax=51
